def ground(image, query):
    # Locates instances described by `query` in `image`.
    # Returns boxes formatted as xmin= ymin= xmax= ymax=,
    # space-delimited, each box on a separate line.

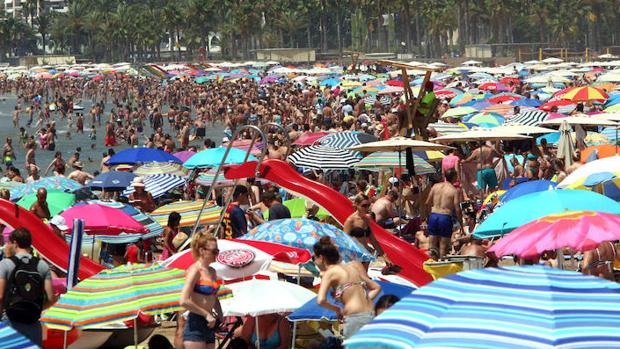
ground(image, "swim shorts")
xmin=183 ymin=312 xmax=216 ymax=343
xmin=428 ymin=212 xmax=453 ymax=238
xmin=476 ymin=168 xmax=498 ymax=190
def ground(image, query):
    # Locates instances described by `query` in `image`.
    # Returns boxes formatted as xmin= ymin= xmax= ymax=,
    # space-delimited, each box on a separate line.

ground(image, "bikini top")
xmin=333 ymin=281 xmax=367 ymax=302
xmin=193 ymin=269 xmax=223 ymax=296
xmin=350 ymin=226 xmax=371 ymax=238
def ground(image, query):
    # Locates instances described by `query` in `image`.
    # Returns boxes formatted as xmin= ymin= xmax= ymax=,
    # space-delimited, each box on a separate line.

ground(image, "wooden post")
xmin=539 ymin=47 xmax=542 ymax=61
xmin=518 ymin=48 xmax=521 ymax=62
xmin=585 ymin=47 xmax=589 ymax=63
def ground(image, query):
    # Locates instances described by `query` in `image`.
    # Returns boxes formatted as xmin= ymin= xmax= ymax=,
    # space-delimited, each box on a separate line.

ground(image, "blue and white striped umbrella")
xmin=288 ymin=145 xmax=362 ymax=171
xmin=0 ymin=322 xmax=37 ymax=349
xmin=123 ymin=174 xmax=186 ymax=199
xmin=508 ymin=110 xmax=549 ymax=126
xmin=601 ymin=127 xmax=619 ymax=143
xmin=346 ymin=265 xmax=620 ymax=349
xmin=319 ymin=131 xmax=378 ymax=150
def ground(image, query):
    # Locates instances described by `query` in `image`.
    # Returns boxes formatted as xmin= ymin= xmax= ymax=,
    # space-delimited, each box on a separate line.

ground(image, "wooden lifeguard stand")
xmin=377 ymin=60 xmax=441 ymax=139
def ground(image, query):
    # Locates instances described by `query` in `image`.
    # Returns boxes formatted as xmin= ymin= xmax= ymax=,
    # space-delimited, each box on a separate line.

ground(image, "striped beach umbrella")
xmin=288 ymin=145 xmax=362 ymax=171
xmin=354 ymin=152 xmax=436 ymax=175
xmin=151 ymin=200 xmax=221 ymax=227
xmin=123 ymin=174 xmax=186 ymax=199
xmin=441 ymin=106 xmax=476 ymax=119
xmin=508 ymin=110 xmax=549 ymax=126
xmin=10 ymin=176 xmax=82 ymax=200
xmin=41 ymin=264 xmax=184 ymax=330
xmin=318 ymin=132 xmax=378 ymax=150
xmin=346 ymin=265 xmax=620 ymax=349
xmin=561 ymin=86 xmax=609 ymax=102
xmin=464 ymin=112 xmax=505 ymax=127
xmin=428 ymin=122 xmax=468 ymax=136
xmin=134 ymin=162 xmax=186 ymax=176
xmin=0 ymin=322 xmax=37 ymax=349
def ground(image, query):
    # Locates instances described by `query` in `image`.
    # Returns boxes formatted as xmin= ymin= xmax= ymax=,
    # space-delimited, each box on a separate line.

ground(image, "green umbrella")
xmin=17 ymin=190 xmax=75 ymax=216
xmin=264 ymin=198 xmax=329 ymax=220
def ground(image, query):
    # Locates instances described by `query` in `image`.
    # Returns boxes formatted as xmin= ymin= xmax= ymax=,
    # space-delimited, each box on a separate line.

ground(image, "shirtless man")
xmin=267 ymin=139 xmax=287 ymax=160
xmin=26 ymin=164 xmax=40 ymax=183
xmin=425 ymin=169 xmax=463 ymax=259
xmin=30 ymin=187 xmax=51 ymax=221
xmin=3 ymin=137 xmax=15 ymax=168
xmin=67 ymin=161 xmax=94 ymax=185
xmin=371 ymin=190 xmax=401 ymax=228
xmin=582 ymin=241 xmax=619 ymax=281
xmin=462 ymin=142 xmax=503 ymax=197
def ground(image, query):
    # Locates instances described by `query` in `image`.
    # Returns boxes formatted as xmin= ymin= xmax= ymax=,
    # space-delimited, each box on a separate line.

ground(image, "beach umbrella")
xmin=580 ymin=144 xmax=619 ymax=163
xmin=164 ymin=239 xmax=311 ymax=280
xmin=134 ymin=162 xmax=186 ymax=176
xmin=414 ymin=150 xmax=445 ymax=161
xmin=288 ymin=281 xmax=414 ymax=322
xmin=60 ymin=204 xmax=148 ymax=236
xmin=80 ymin=200 xmax=163 ymax=242
xmin=17 ymin=190 xmax=75 ymax=217
xmin=87 ymin=171 xmax=136 ymax=191
xmin=540 ymin=115 xmax=617 ymax=127
xmin=291 ymin=132 xmax=330 ymax=146
xmin=318 ymin=131 xmax=378 ymax=149
xmin=353 ymin=152 xmax=436 ymax=175
xmin=10 ymin=176 xmax=82 ymax=200
xmin=508 ymin=110 xmax=549 ymax=126
xmin=277 ymin=198 xmax=329 ymax=219
xmin=499 ymin=180 xmax=557 ymax=204
xmin=122 ymin=174 xmax=186 ymax=199
xmin=449 ymin=93 xmax=476 ymax=107
xmin=183 ymin=147 xmax=257 ymax=169
xmin=488 ymin=94 xmax=521 ymax=104
xmin=241 ymin=218 xmax=375 ymax=262
xmin=473 ymin=190 xmax=620 ymax=238
xmin=557 ymin=120 xmax=576 ymax=167
xmin=562 ymin=171 xmax=620 ymax=201
xmin=431 ymin=129 xmax=531 ymax=143
xmin=377 ymin=86 xmax=404 ymax=95
xmin=288 ymin=145 xmax=362 ymax=171
xmin=491 ymin=124 xmax=556 ymax=135
xmin=173 ymin=150 xmax=196 ymax=163
xmin=0 ymin=321 xmax=37 ymax=349
xmin=319 ymin=78 xmax=341 ymax=87
xmin=434 ymin=88 xmax=462 ymax=99
xmin=41 ymin=264 xmax=185 ymax=347
xmin=510 ymin=98 xmax=543 ymax=108
xmin=151 ymin=200 xmax=221 ymax=227
xmin=479 ymin=82 xmax=509 ymax=91
xmin=464 ymin=112 xmax=504 ymax=127
xmin=558 ymin=156 xmax=620 ymax=188
xmin=345 ymin=265 xmax=620 ymax=349
xmin=490 ymin=211 xmax=620 ymax=258
xmin=561 ymin=86 xmax=609 ymax=102
xmin=106 ymin=148 xmax=182 ymax=165
xmin=229 ymin=139 xmax=265 ymax=156
xmin=428 ymin=122 xmax=469 ymax=136
xmin=350 ymin=136 xmax=451 ymax=152
xmin=441 ymin=106 xmax=477 ymax=118
xmin=539 ymin=99 xmax=576 ymax=112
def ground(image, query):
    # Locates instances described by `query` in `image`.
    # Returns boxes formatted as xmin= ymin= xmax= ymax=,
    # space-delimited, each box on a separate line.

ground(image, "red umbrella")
xmin=479 ymin=82 xmax=509 ymax=91
xmin=539 ymin=99 xmax=575 ymax=112
xmin=499 ymin=77 xmax=520 ymax=85
xmin=386 ymin=80 xmax=404 ymax=87
xmin=292 ymin=132 xmax=330 ymax=146
xmin=60 ymin=204 xmax=148 ymax=235
xmin=488 ymin=95 xmax=521 ymax=104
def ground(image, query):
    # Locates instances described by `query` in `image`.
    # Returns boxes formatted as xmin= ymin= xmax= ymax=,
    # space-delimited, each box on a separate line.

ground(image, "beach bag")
xmin=172 ymin=231 xmax=189 ymax=249
xmin=4 ymin=256 xmax=44 ymax=323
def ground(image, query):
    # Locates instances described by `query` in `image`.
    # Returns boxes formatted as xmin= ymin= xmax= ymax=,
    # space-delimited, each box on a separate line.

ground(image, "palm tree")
xmin=35 ymin=12 xmax=51 ymax=54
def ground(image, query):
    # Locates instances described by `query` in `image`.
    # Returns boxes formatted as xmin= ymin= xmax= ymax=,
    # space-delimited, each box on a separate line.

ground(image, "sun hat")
xmin=50 ymin=215 xmax=69 ymax=231
xmin=131 ymin=177 xmax=145 ymax=187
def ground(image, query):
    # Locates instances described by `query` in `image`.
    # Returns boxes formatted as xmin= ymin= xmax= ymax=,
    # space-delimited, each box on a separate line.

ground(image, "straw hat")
xmin=131 ymin=177 xmax=145 ymax=187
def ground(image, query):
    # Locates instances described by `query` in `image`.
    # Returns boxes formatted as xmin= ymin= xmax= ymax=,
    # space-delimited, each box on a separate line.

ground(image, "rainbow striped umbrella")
xmin=134 ymin=162 xmax=186 ymax=176
xmin=353 ymin=152 xmax=436 ymax=175
xmin=41 ymin=264 xmax=184 ymax=330
xmin=151 ymin=200 xmax=221 ymax=227
xmin=464 ymin=112 xmax=505 ymax=127
xmin=561 ymin=86 xmax=609 ymax=102
xmin=346 ymin=265 xmax=620 ymax=349
xmin=0 ymin=322 xmax=36 ymax=349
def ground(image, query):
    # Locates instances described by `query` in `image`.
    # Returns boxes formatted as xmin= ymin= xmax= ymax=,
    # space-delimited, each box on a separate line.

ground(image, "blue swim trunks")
xmin=477 ymin=168 xmax=498 ymax=190
xmin=428 ymin=212 xmax=453 ymax=238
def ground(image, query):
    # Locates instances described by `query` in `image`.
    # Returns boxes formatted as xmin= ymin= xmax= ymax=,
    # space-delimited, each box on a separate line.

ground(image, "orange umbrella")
xmin=580 ymin=144 xmax=620 ymax=163
xmin=561 ymin=86 xmax=608 ymax=102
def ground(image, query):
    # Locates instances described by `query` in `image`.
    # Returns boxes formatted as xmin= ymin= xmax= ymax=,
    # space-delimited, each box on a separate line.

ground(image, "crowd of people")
xmin=0 ymin=60 xmax=617 ymax=348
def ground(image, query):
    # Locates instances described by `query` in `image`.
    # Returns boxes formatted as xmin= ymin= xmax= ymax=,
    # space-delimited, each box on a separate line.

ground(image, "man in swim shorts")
xmin=462 ymin=142 xmax=503 ymax=197
xmin=425 ymin=169 xmax=463 ymax=259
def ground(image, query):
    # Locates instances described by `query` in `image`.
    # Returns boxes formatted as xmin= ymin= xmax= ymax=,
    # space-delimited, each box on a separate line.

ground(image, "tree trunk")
xmin=307 ymin=25 xmax=311 ymax=48
xmin=402 ymin=0 xmax=412 ymax=51
xmin=336 ymin=7 xmax=342 ymax=55
xmin=415 ymin=0 xmax=421 ymax=49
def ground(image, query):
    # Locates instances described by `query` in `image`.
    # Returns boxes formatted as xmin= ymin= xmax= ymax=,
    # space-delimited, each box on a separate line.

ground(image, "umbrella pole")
xmin=255 ymin=318 xmax=261 ymax=349
xmin=397 ymin=150 xmax=403 ymax=234
xmin=555 ymin=248 xmax=564 ymax=270
xmin=133 ymin=318 xmax=138 ymax=348
xmin=90 ymin=235 xmax=96 ymax=260
xmin=63 ymin=330 xmax=68 ymax=349
xmin=290 ymin=266 xmax=301 ymax=348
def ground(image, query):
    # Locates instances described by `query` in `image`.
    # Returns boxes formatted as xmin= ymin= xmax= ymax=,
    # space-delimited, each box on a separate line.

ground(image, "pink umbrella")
xmin=173 ymin=150 xmax=196 ymax=162
xmin=489 ymin=211 xmax=620 ymax=258
xmin=292 ymin=132 xmax=331 ymax=146
xmin=61 ymin=204 xmax=148 ymax=235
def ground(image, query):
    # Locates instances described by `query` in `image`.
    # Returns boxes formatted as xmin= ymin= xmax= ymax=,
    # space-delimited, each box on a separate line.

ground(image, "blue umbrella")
xmin=345 ymin=265 xmax=620 ymax=349
xmin=241 ymin=218 xmax=375 ymax=262
xmin=87 ymin=171 xmax=137 ymax=191
xmin=182 ymin=147 xmax=257 ymax=169
xmin=474 ymin=190 xmax=620 ymax=238
xmin=319 ymin=78 xmax=341 ymax=87
xmin=537 ymin=132 xmax=560 ymax=145
xmin=288 ymin=281 xmax=414 ymax=322
xmin=10 ymin=176 xmax=82 ymax=200
xmin=499 ymin=180 xmax=557 ymax=204
xmin=106 ymin=148 xmax=182 ymax=165
xmin=0 ymin=322 xmax=37 ymax=348
xmin=510 ymin=98 xmax=543 ymax=107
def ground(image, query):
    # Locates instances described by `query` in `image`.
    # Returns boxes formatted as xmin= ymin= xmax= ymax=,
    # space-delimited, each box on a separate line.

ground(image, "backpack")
xmin=4 ymin=256 xmax=44 ymax=323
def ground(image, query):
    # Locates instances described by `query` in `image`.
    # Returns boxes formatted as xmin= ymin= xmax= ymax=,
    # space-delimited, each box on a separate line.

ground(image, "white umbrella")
xmin=540 ymin=116 xmax=618 ymax=127
xmin=492 ymin=125 xmax=556 ymax=135
xmin=431 ymin=129 xmax=532 ymax=143
xmin=349 ymin=136 xmax=451 ymax=152
xmin=557 ymin=155 xmax=620 ymax=189
xmin=542 ymin=57 xmax=564 ymax=64
xmin=557 ymin=120 xmax=575 ymax=167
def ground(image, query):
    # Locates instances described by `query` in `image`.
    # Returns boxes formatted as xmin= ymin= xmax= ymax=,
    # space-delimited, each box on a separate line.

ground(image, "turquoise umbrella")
xmin=0 ymin=321 xmax=37 ymax=348
xmin=183 ymin=147 xmax=257 ymax=169
xmin=474 ymin=190 xmax=620 ymax=238
xmin=241 ymin=218 xmax=375 ymax=263
xmin=10 ymin=176 xmax=82 ymax=200
xmin=17 ymin=190 xmax=75 ymax=216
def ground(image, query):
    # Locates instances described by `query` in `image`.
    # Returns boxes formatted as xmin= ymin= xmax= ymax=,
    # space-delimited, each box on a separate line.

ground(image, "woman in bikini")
xmin=180 ymin=232 xmax=224 ymax=349
xmin=314 ymin=237 xmax=381 ymax=338
xmin=343 ymin=194 xmax=384 ymax=258
xmin=582 ymin=241 xmax=618 ymax=281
